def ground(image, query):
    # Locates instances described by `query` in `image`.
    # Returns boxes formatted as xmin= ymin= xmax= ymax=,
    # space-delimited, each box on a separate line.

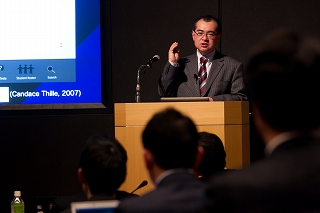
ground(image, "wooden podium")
xmin=115 ymin=101 xmax=250 ymax=195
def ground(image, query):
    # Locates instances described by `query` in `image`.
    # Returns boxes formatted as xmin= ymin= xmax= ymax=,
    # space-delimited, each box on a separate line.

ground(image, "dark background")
xmin=1 ymin=0 xmax=320 ymax=212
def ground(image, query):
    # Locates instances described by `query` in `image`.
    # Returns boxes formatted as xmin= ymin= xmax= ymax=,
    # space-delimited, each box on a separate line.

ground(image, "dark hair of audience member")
xmin=142 ymin=108 xmax=198 ymax=169
xmin=79 ymin=134 xmax=127 ymax=195
xmin=245 ymin=28 xmax=320 ymax=131
xmin=197 ymin=131 xmax=226 ymax=179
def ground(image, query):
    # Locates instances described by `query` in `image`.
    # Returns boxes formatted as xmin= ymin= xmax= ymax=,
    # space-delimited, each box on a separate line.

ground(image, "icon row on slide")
xmin=0 ymin=64 xmax=56 ymax=74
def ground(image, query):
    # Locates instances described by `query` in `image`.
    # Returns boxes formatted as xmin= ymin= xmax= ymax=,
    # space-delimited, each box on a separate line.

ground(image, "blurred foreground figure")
xmin=202 ymin=29 xmax=320 ymax=213
xmin=116 ymin=108 xmax=207 ymax=213
xmin=57 ymin=133 xmax=134 ymax=213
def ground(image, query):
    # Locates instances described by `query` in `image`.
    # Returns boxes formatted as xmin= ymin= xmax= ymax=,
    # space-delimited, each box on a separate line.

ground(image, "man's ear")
xmin=77 ymin=168 xmax=86 ymax=184
xmin=191 ymin=30 xmax=196 ymax=41
xmin=143 ymin=149 xmax=155 ymax=170
xmin=193 ymin=145 xmax=204 ymax=171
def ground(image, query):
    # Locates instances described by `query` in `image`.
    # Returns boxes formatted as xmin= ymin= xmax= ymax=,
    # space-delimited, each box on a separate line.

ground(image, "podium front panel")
xmin=115 ymin=102 xmax=250 ymax=194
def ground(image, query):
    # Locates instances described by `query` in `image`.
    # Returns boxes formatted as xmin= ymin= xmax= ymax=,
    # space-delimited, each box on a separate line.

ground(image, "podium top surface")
xmin=160 ymin=97 xmax=210 ymax=102
xmin=115 ymin=101 xmax=249 ymax=127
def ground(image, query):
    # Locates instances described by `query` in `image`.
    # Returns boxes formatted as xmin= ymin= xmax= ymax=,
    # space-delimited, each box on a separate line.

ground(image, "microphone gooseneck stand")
xmin=135 ymin=65 xmax=147 ymax=103
xmin=135 ymin=55 xmax=160 ymax=102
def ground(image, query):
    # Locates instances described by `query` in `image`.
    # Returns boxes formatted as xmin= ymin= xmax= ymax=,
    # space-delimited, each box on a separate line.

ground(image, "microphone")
xmin=135 ymin=55 xmax=160 ymax=102
xmin=194 ymin=74 xmax=200 ymax=80
xmin=146 ymin=55 xmax=160 ymax=68
xmin=130 ymin=180 xmax=148 ymax=194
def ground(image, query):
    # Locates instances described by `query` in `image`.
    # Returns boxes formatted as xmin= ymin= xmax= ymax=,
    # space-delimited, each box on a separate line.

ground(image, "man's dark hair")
xmin=142 ymin=108 xmax=198 ymax=169
xmin=192 ymin=15 xmax=222 ymax=34
xmin=79 ymin=134 xmax=127 ymax=195
xmin=245 ymin=28 xmax=320 ymax=131
xmin=197 ymin=131 xmax=226 ymax=177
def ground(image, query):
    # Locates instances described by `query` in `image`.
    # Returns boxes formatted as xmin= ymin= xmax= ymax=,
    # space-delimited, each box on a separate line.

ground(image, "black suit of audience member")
xmin=116 ymin=108 xmax=207 ymax=213
xmin=195 ymin=131 xmax=226 ymax=182
xmin=56 ymin=134 xmax=136 ymax=213
xmin=202 ymin=29 xmax=320 ymax=213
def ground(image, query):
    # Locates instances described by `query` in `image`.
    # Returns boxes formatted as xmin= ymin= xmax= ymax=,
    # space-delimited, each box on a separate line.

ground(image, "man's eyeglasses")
xmin=193 ymin=30 xmax=218 ymax=39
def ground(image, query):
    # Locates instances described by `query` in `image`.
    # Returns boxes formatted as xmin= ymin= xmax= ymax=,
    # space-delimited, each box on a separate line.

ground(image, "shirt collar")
xmin=264 ymin=130 xmax=305 ymax=156
xmin=197 ymin=49 xmax=215 ymax=63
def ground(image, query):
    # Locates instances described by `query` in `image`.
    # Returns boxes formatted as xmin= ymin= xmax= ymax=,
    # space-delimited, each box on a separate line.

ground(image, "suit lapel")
xmin=185 ymin=54 xmax=200 ymax=95
xmin=203 ymin=51 xmax=224 ymax=96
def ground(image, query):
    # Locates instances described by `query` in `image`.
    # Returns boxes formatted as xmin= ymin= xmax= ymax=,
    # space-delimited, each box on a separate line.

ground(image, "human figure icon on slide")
xmin=17 ymin=65 xmax=23 ymax=74
xmin=28 ymin=64 xmax=34 ymax=74
xmin=23 ymin=64 xmax=28 ymax=74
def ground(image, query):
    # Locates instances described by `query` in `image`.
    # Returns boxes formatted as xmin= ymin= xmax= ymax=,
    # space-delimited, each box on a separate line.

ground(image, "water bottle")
xmin=11 ymin=191 xmax=24 ymax=213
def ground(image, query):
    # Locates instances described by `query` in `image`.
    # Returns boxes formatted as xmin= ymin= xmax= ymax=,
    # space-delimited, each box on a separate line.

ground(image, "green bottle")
xmin=11 ymin=191 xmax=24 ymax=213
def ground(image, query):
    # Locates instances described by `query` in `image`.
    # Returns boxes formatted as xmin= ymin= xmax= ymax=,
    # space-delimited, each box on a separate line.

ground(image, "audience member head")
xmin=245 ymin=29 xmax=320 ymax=136
xmin=78 ymin=133 xmax=127 ymax=198
xmin=196 ymin=131 xmax=226 ymax=179
xmin=142 ymin=108 xmax=201 ymax=181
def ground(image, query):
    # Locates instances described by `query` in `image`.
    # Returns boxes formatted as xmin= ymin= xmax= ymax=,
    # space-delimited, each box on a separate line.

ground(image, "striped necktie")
xmin=198 ymin=57 xmax=207 ymax=96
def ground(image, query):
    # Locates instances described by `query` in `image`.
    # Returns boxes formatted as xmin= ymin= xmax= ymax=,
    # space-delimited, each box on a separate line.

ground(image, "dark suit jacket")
xmin=116 ymin=170 xmax=207 ymax=213
xmin=203 ymin=136 xmax=320 ymax=213
xmin=158 ymin=51 xmax=248 ymax=101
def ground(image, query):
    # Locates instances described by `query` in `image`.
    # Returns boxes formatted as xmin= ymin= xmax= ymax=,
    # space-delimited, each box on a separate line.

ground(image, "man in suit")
xmin=202 ymin=29 xmax=320 ymax=212
xmin=57 ymin=133 xmax=135 ymax=213
xmin=158 ymin=15 xmax=247 ymax=101
xmin=116 ymin=108 xmax=207 ymax=213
